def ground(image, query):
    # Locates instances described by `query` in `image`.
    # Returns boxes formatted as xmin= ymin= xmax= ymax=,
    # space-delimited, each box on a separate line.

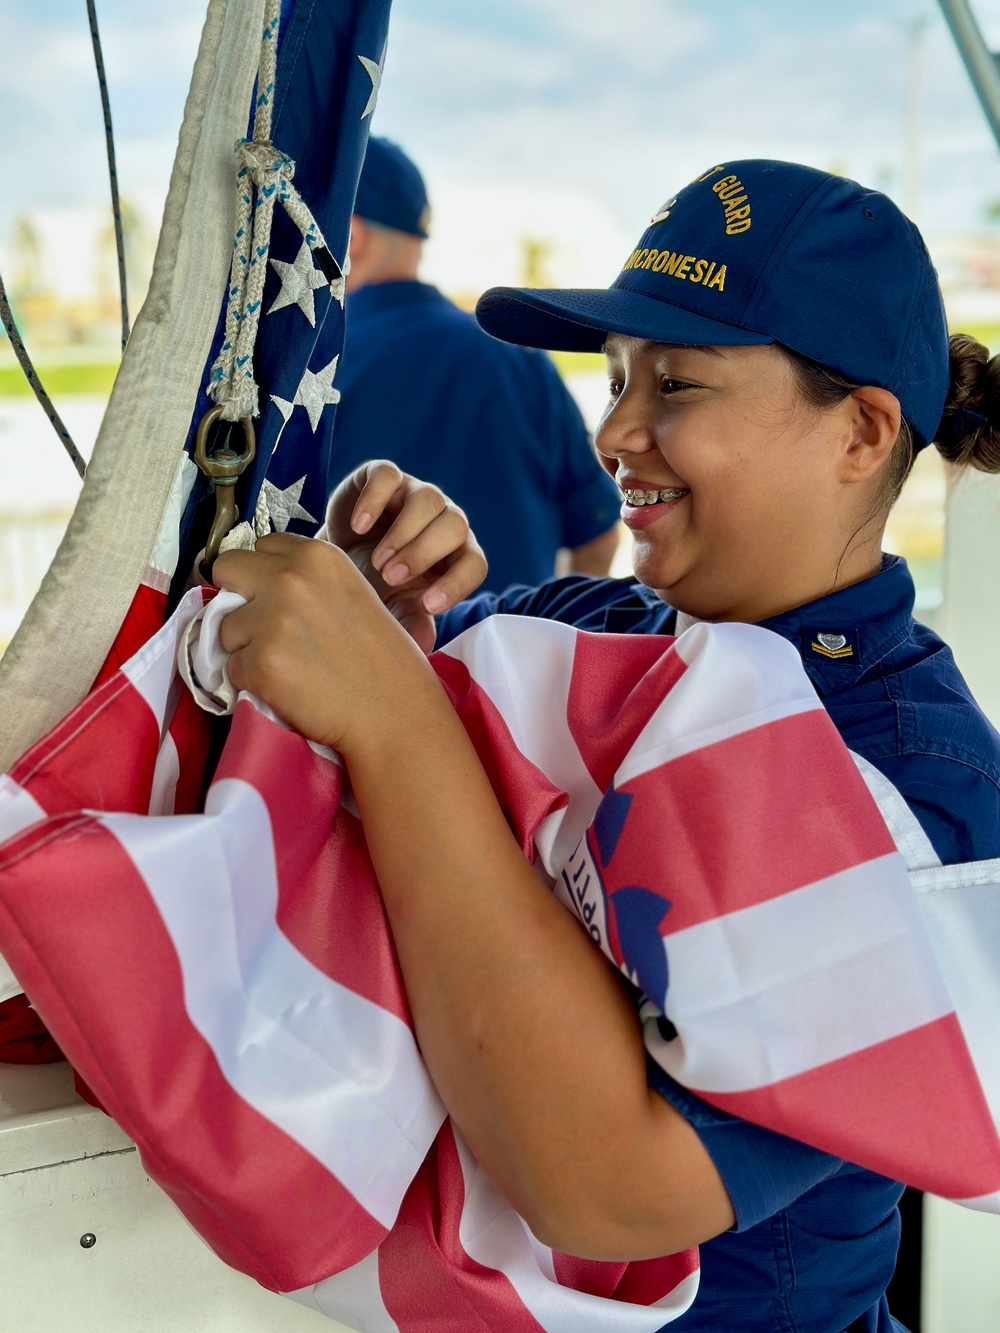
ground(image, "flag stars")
xmin=268 ymin=240 xmax=329 ymax=327
xmin=358 ymin=39 xmax=387 ymax=119
xmin=261 ymin=476 xmax=317 ymax=533
xmin=293 ymin=355 xmax=341 ymax=432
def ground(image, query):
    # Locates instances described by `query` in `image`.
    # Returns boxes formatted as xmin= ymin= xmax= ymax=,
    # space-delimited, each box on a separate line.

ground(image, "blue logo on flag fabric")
xmin=589 ymin=786 xmax=672 ymax=1007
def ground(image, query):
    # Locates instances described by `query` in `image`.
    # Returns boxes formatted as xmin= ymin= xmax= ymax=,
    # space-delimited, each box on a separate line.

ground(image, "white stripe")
xmin=148 ymin=730 xmax=181 ymax=816
xmin=617 ymin=621 xmax=823 ymax=788
xmin=913 ymin=864 xmax=1000 ymax=1135
xmin=102 ymin=777 xmax=445 ymax=1227
xmin=440 ymin=616 xmax=602 ymax=872
xmin=148 ymin=453 xmax=199 ymax=579
xmin=851 ymin=750 xmax=941 ymax=871
xmin=950 ymin=1189 xmax=1000 ymax=1214
xmin=645 ymin=853 xmax=952 ymax=1093
xmin=0 ymin=962 xmax=20 ymax=1005
xmin=289 ymin=1251 xmax=400 ymax=1332
xmin=845 ymin=760 xmax=1000 ymax=1138
xmin=122 ymin=586 xmax=210 ymax=724
xmin=453 ymin=1130 xmax=699 ymax=1330
xmin=178 ymin=589 xmax=242 ymax=716
xmin=0 ymin=774 xmax=47 ymax=844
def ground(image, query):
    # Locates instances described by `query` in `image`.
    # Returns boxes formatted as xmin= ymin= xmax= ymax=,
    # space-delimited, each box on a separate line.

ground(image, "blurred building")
xmin=932 ymin=229 xmax=1000 ymax=335
xmin=0 ymin=196 xmax=158 ymax=353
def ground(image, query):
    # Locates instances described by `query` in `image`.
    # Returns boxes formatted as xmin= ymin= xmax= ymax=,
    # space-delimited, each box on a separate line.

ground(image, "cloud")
xmin=0 ymin=0 xmax=203 ymax=237
xmin=4 ymin=0 xmax=1000 ymax=306
xmin=375 ymin=0 xmax=1000 ymax=238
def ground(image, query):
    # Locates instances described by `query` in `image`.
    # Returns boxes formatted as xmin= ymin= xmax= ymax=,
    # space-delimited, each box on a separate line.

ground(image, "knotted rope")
xmin=207 ymin=0 xmax=336 ymax=423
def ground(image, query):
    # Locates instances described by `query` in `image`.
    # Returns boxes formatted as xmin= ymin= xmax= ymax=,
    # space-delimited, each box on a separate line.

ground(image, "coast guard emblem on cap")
xmin=650 ymin=196 xmax=676 ymax=225
xmin=807 ymin=629 xmax=857 ymax=661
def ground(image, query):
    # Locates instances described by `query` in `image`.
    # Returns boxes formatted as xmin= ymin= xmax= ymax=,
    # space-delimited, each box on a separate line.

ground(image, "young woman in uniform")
xmin=213 ymin=161 xmax=1000 ymax=1332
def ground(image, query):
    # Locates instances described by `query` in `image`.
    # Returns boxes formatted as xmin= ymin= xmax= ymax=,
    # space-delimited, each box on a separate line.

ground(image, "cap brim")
xmin=476 ymin=286 xmax=773 ymax=353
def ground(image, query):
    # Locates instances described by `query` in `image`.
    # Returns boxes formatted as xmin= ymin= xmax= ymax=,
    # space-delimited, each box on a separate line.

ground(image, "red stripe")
xmin=612 ymin=1249 xmax=700 ymax=1307
xmin=552 ymin=1242 xmax=698 ymax=1306
xmin=702 ymin=1013 xmax=1000 ymax=1199
xmin=92 ymin=583 xmax=170 ymax=689
xmin=550 ymin=1246 xmax=699 ymax=1305
xmin=601 ymin=709 xmax=898 ymax=932
xmin=379 ymin=1121 xmax=546 ymax=1332
xmin=8 ymin=672 xmax=161 ymax=818
xmin=433 ymin=655 xmax=569 ymax=860
xmin=0 ymin=992 xmax=64 ymax=1064
xmin=550 ymin=1251 xmax=630 ymax=1301
xmin=167 ymin=689 xmax=215 ymax=815
xmin=0 ymin=812 xmax=386 ymax=1291
xmin=567 ymin=631 xmax=686 ymax=793
xmin=216 ymin=701 xmax=412 ymax=1025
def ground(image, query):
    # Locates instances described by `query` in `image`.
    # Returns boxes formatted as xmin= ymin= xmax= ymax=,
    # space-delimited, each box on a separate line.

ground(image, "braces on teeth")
xmin=622 ymin=487 xmax=687 ymax=505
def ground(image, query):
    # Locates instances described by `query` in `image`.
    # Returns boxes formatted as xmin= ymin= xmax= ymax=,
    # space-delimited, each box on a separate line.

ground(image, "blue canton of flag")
xmin=172 ymin=0 xmax=393 ymax=600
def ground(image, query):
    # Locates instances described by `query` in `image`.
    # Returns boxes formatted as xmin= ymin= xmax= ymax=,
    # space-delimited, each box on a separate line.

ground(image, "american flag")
xmin=0 ymin=0 xmax=388 ymax=1062
xmin=0 ymin=589 xmax=998 ymax=1327
xmin=96 ymin=0 xmax=393 ymax=676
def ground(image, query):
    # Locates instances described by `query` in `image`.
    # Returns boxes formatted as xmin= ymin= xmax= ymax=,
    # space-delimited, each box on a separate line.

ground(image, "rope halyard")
xmin=0 ymin=269 xmax=87 ymax=479
xmin=87 ymin=0 xmax=129 ymax=353
xmin=207 ymin=0 xmax=336 ymax=423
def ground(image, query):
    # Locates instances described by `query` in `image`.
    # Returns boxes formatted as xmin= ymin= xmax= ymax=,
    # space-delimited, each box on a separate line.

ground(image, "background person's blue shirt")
xmin=327 ymin=281 xmax=621 ymax=592
xmin=437 ymin=556 xmax=1000 ymax=1332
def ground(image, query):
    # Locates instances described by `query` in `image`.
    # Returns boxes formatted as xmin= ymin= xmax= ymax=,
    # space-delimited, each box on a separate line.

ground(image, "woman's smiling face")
xmin=595 ymin=336 xmax=892 ymax=623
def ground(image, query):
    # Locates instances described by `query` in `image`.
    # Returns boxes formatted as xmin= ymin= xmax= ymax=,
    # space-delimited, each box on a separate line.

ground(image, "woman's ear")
xmin=838 ymin=386 xmax=902 ymax=483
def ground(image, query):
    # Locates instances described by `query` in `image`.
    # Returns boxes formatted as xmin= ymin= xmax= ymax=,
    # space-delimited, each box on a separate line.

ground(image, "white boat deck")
xmin=0 ymin=1062 xmax=344 ymax=1331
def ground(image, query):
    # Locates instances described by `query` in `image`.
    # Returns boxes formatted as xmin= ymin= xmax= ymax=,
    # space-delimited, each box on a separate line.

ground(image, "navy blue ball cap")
xmin=354 ymin=136 xmax=431 ymax=239
xmin=476 ymin=160 xmax=950 ymax=447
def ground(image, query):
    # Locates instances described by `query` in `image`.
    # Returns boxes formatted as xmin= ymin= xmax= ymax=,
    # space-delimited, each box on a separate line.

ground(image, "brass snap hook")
xmin=192 ymin=406 xmax=256 ymax=580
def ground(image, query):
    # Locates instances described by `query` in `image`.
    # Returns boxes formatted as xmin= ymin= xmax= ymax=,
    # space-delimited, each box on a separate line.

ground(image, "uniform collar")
xmin=757 ymin=555 xmax=916 ymax=698
xmin=604 ymin=557 xmax=916 ymax=699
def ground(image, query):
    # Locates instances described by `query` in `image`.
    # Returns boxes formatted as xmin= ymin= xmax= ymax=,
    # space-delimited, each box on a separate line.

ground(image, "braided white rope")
xmin=208 ymin=0 xmax=333 ymax=422
xmin=253 ymin=485 xmax=272 ymax=537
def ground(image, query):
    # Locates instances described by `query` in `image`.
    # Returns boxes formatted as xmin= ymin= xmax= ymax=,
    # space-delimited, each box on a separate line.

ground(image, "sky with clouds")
xmin=4 ymin=0 xmax=1000 ymax=294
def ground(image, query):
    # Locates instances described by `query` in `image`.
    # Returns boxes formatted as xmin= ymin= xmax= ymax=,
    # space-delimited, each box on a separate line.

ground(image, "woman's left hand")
xmin=213 ymin=533 xmax=441 ymax=754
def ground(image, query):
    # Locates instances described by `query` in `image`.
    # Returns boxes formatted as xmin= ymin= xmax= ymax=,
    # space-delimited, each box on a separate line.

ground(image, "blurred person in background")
xmin=328 ymin=137 xmax=621 ymax=592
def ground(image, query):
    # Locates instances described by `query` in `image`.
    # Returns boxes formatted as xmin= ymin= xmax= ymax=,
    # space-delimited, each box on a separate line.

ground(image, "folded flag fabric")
xmin=0 ymin=588 xmax=998 ymax=1329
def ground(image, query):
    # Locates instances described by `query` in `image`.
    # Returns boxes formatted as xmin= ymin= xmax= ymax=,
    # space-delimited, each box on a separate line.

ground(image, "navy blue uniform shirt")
xmin=328 ymin=281 xmax=621 ymax=592
xmin=437 ymin=556 xmax=1000 ymax=1333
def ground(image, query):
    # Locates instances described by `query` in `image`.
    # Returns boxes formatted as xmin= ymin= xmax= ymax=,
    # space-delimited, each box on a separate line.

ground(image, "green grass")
xmin=0 ymin=363 xmax=118 ymax=398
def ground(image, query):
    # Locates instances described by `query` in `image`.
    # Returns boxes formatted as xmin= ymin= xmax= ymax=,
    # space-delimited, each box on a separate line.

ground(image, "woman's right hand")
xmin=315 ymin=461 xmax=488 ymax=654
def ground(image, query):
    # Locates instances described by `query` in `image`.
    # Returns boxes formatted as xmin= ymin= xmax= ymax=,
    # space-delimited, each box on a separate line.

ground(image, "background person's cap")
xmin=354 ymin=136 xmax=431 ymax=238
xmin=475 ymin=160 xmax=950 ymax=447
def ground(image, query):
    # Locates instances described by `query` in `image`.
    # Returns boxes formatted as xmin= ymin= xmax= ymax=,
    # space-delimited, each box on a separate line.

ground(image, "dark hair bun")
xmin=935 ymin=334 xmax=1000 ymax=472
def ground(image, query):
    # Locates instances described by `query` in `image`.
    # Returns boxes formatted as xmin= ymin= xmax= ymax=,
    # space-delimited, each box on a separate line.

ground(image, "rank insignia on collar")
xmin=805 ymin=628 xmax=857 ymax=661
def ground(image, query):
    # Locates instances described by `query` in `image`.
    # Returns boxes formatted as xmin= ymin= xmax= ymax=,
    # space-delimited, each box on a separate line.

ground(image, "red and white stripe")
xmin=2 ymin=587 xmax=1000 ymax=1325
xmin=0 ymin=591 xmax=701 ymax=1321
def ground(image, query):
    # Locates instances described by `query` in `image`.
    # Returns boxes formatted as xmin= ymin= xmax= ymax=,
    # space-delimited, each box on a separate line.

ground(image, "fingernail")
xmin=423 ymin=590 xmax=447 ymax=613
xmin=372 ymin=547 xmax=395 ymax=571
xmin=353 ymin=511 xmax=373 ymax=534
xmin=383 ymin=562 xmax=409 ymax=585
